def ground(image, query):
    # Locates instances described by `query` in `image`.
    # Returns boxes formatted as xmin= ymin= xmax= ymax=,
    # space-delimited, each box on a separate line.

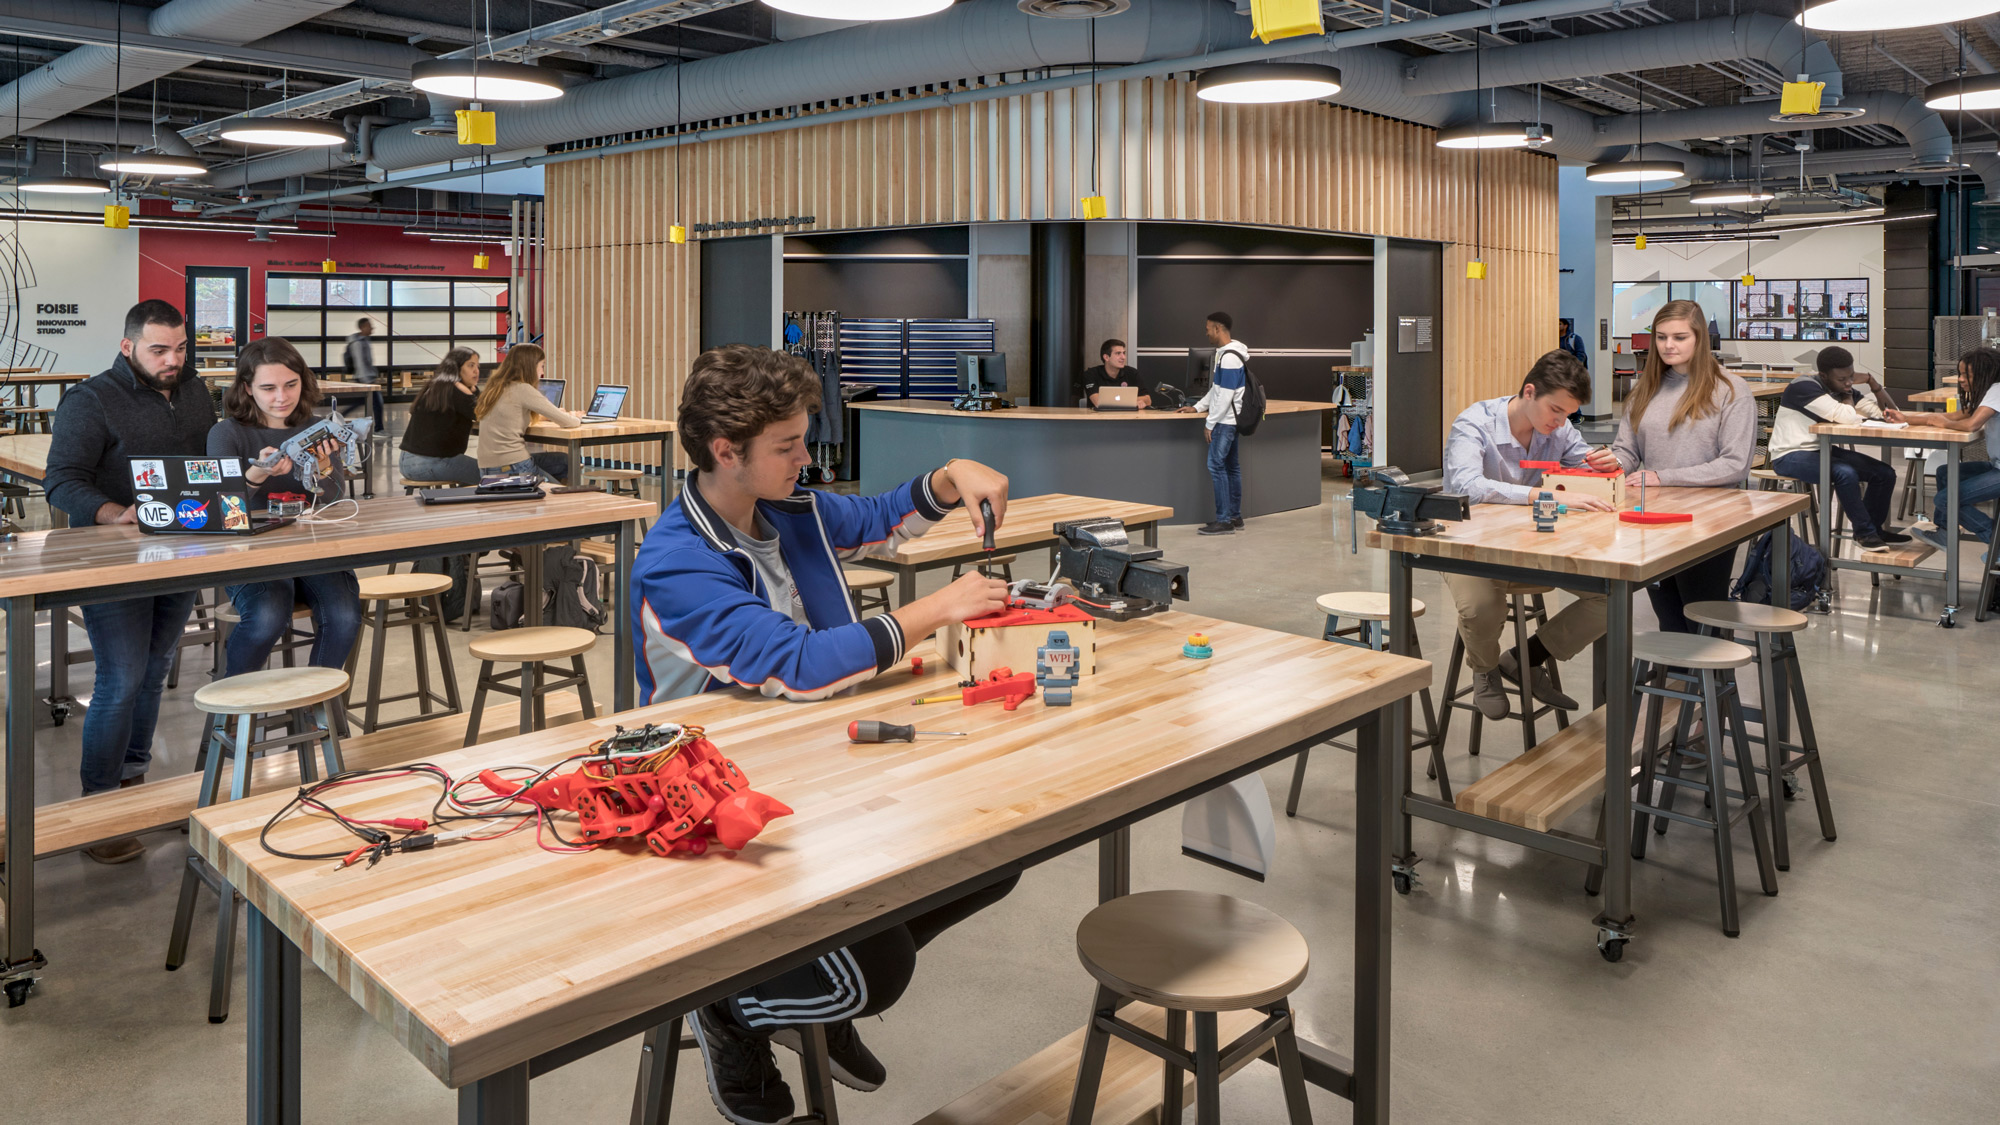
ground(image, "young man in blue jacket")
xmin=634 ymin=344 xmax=1019 ymax=1125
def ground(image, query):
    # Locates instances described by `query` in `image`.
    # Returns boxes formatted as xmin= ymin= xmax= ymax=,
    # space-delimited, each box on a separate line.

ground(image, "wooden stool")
xmin=1628 ymin=631 xmax=1779 ymax=937
xmin=1287 ymin=592 xmax=1448 ymax=815
xmin=1068 ymin=890 xmax=1313 ymax=1125
xmin=1434 ymin=584 xmax=1573 ymax=761
xmin=464 ymin=626 xmax=598 ymax=745
xmin=166 ymin=666 xmax=350 ymax=1023
xmin=9 ymin=405 xmax=51 ymax=433
xmin=0 ymin=479 xmax=29 ymax=520
xmin=952 ymin=553 xmax=1017 ymax=581
xmin=345 ymin=573 xmax=462 ymax=733
xmin=1684 ymin=601 xmax=1834 ymax=872
xmin=844 ymin=567 xmax=894 ymax=616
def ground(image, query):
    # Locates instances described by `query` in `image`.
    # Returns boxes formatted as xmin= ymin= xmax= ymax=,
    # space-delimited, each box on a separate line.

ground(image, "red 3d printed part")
xmin=478 ymin=725 xmax=792 ymax=856
xmin=961 ymin=667 xmax=1038 ymax=710
xmin=1619 ymin=510 xmax=1694 ymax=524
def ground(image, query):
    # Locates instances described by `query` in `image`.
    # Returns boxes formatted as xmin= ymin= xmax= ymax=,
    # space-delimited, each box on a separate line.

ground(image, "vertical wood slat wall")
xmin=546 ymin=78 xmax=1558 ymax=470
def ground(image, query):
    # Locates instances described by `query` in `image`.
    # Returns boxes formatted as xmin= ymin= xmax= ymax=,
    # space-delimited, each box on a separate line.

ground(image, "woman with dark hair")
xmin=1912 ymin=346 xmax=2000 ymax=556
xmin=475 ymin=343 xmax=578 ymax=481
xmin=399 ymin=347 xmax=483 ymax=485
xmin=1609 ymin=299 xmax=1758 ymax=632
xmin=206 ymin=337 xmax=362 ymax=676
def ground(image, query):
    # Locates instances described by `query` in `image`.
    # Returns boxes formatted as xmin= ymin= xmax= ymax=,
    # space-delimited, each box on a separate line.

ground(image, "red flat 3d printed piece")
xmin=1619 ymin=511 xmax=1694 ymax=524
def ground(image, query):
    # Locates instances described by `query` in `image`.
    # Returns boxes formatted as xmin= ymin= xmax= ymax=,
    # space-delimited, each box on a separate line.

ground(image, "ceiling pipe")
xmin=22 ymin=115 xmax=200 ymax=156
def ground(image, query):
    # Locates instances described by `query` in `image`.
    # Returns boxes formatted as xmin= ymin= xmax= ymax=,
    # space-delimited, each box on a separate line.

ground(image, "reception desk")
xmin=854 ymin=399 xmax=1336 ymax=525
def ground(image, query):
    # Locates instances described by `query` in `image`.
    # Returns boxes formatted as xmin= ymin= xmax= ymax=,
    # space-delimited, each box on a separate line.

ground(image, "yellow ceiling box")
xmin=456 ymin=108 xmax=497 ymax=146
xmin=1078 ymin=194 xmax=1108 ymax=220
xmin=670 ymin=224 xmax=688 ymax=244
xmin=1741 ymin=272 xmax=1756 ymax=286
xmin=1250 ymin=0 xmax=1324 ymax=44
xmin=103 ymin=204 xmax=131 ymax=229
xmin=1779 ymin=81 xmax=1826 ymax=117
xmin=322 ymin=259 xmax=338 ymax=274
xmin=473 ymin=252 xmax=491 ymax=270
xmin=1466 ymin=259 xmax=1488 ymax=280
xmin=1634 ymin=233 xmax=1648 ymax=250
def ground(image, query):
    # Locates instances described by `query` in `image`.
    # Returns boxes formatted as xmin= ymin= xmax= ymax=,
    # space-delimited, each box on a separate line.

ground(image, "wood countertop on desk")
xmin=522 ymin=417 xmax=677 ymax=439
xmin=877 ymin=493 xmax=1172 ymax=566
xmin=0 ymin=371 xmax=87 ymax=384
xmin=0 ymin=433 xmax=51 ymax=479
xmin=1809 ymin=420 xmax=1984 ymax=441
xmin=851 ymin=399 xmax=1337 ymax=421
xmin=1367 ymin=487 xmax=1808 ymax=583
xmin=0 ymin=491 xmax=655 ymax=601
xmin=188 ymin=611 xmax=1430 ymax=1088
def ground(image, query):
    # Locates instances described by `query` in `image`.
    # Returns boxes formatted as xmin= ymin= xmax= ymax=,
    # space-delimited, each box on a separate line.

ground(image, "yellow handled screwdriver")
xmin=848 ymin=720 xmax=968 ymax=743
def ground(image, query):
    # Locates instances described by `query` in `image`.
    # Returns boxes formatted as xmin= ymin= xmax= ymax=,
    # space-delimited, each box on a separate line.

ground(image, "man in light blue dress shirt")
xmin=1441 ymin=351 xmax=1620 ymax=720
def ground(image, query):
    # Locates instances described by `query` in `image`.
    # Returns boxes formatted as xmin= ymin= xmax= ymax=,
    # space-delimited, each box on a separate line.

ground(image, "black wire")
xmin=1089 ymin=17 xmax=1098 ymax=196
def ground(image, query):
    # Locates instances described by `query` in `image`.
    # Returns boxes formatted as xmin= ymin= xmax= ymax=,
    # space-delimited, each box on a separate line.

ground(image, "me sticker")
xmin=137 ymin=502 xmax=174 ymax=528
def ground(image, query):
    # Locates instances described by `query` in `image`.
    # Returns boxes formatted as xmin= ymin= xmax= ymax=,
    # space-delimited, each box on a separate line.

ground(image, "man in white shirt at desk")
xmin=1442 ymin=351 xmax=1621 ymax=719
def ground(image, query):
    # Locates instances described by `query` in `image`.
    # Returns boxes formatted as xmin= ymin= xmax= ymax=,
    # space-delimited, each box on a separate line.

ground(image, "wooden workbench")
xmin=193 ymin=611 xmax=1429 ymax=1123
xmin=521 ymin=416 xmax=677 ymax=496
xmin=1811 ymin=420 xmax=1987 ymax=623
xmin=853 ymin=492 xmax=1173 ymax=605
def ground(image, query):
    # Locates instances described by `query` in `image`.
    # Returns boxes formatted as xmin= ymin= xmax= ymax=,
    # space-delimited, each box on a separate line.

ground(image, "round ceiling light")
xmin=1195 ymin=63 xmax=1343 ymax=105
xmin=18 ymin=175 xmax=111 ymax=194
xmin=1584 ymin=160 xmax=1687 ymax=184
xmin=1689 ymin=183 xmax=1776 ymax=205
xmin=1435 ymin=121 xmax=1552 ymax=150
xmin=410 ymin=59 xmax=566 ymax=101
xmin=1767 ymin=105 xmax=1867 ymax=123
xmin=99 ymin=153 xmax=208 ymax=177
xmin=763 ymin=0 xmax=954 ymax=18
xmin=1018 ymin=0 xmax=1129 ymax=14
xmin=1924 ymin=74 xmax=2000 ymax=111
xmin=217 ymin=117 xmax=348 ymax=146
xmin=1798 ymin=0 xmax=2000 ymax=32
xmin=1898 ymin=158 xmax=1969 ymax=173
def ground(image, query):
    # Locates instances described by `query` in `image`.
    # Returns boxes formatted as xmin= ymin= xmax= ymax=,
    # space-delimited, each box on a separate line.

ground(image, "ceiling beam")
xmin=0 ymin=14 xmax=416 ymax=81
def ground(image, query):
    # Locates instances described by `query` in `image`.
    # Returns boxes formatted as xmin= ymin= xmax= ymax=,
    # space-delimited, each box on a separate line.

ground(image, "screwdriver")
xmin=980 ymin=499 xmax=997 ymax=562
xmin=848 ymin=720 xmax=969 ymax=743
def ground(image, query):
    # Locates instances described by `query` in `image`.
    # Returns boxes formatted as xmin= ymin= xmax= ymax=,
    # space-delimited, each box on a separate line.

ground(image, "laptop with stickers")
xmin=129 ymin=456 xmax=294 ymax=536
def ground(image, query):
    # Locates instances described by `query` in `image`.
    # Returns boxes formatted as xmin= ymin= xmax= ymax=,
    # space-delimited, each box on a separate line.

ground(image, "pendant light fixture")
xmin=1690 ymin=184 xmax=1776 ymax=205
xmin=1079 ymin=14 xmax=1108 ymax=218
xmin=1585 ymin=66 xmax=1684 ymax=184
xmin=1195 ymin=62 xmax=1342 ymax=104
xmin=763 ymin=0 xmax=953 ymax=18
xmin=19 ymin=175 xmax=110 ymax=194
xmin=411 ymin=59 xmax=564 ymax=102
xmin=218 ymin=116 xmax=346 ymax=147
xmin=1798 ymin=0 xmax=2000 ymax=32
xmin=1925 ymin=72 xmax=2000 ymax=110
xmin=1436 ymin=45 xmax=1550 ymax=150
xmin=102 ymin=81 xmax=207 ymax=176
xmin=670 ymin=17 xmax=687 ymax=244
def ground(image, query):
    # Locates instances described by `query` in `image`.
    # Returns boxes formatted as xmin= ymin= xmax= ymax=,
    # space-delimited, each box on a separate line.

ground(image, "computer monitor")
xmin=538 ymin=378 xmax=565 ymax=407
xmin=956 ymin=351 xmax=1006 ymax=395
xmin=1185 ymin=347 xmax=1216 ymax=395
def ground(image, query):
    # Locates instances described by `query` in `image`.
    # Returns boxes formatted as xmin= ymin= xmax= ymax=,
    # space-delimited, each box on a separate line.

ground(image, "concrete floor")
xmin=3 ymin=460 xmax=1997 ymax=1125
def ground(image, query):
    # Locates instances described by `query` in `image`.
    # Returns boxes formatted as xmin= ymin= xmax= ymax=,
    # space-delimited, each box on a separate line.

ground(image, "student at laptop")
xmin=634 ymin=344 xmax=1017 ymax=1125
xmin=1082 ymin=339 xmax=1147 ymax=408
xmin=1442 ymin=350 xmax=1618 ymax=718
xmin=399 ymin=347 xmax=482 ymax=486
xmin=43 ymin=300 xmax=215 ymax=857
xmin=207 ymin=338 xmax=363 ymax=678
xmin=475 ymin=343 xmax=578 ymax=481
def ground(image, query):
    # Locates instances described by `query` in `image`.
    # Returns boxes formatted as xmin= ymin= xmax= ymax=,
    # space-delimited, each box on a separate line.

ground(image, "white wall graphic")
xmin=1 ymin=202 xmax=141 ymax=383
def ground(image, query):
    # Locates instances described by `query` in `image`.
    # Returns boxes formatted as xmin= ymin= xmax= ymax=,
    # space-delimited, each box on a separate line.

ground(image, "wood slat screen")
xmin=546 ymin=78 xmax=1558 ymax=470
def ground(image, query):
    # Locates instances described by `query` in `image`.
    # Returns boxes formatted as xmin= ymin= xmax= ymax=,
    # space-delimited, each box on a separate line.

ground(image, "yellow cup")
xmin=1947 ymin=395 xmax=1959 ymax=414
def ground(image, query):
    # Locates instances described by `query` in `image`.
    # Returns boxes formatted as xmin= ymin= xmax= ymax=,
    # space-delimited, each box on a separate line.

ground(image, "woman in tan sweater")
xmin=475 ymin=343 xmax=580 ymax=480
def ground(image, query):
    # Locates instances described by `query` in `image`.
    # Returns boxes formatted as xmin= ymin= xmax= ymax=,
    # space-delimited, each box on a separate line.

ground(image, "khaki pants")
xmin=1441 ymin=575 xmax=1607 ymax=674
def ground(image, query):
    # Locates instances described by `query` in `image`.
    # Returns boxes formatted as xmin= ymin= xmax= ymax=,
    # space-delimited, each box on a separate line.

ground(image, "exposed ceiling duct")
xmin=22 ymin=114 xmax=201 ymax=157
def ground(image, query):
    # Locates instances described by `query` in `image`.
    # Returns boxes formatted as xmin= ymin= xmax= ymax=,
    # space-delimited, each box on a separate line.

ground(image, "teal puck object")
xmin=1182 ymin=643 xmax=1214 ymax=659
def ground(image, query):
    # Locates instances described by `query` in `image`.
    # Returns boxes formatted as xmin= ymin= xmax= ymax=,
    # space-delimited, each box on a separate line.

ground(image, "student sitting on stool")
xmin=1908 ymin=346 xmax=2000 ymax=558
xmin=1442 ymin=350 xmax=1618 ymax=719
xmin=633 ymin=343 xmax=1019 ymax=1125
xmin=1766 ymin=344 xmax=1912 ymax=553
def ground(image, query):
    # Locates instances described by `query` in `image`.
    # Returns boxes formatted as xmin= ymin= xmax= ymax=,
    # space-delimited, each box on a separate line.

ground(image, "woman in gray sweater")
xmin=1611 ymin=300 xmax=1757 ymax=632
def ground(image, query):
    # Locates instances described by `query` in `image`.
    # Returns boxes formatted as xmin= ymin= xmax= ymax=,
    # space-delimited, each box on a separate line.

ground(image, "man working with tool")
xmin=634 ymin=343 xmax=1018 ymax=1125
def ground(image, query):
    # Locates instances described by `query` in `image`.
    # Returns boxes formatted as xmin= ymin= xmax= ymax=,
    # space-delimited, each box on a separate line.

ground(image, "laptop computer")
xmin=1095 ymin=386 xmax=1141 ymax=412
xmin=538 ymin=378 xmax=566 ymax=407
xmin=130 ymin=456 xmax=294 ymax=536
xmin=577 ymin=384 xmax=629 ymax=424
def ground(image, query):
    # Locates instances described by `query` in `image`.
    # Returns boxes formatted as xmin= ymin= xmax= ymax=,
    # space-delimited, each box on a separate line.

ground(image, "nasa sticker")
xmin=175 ymin=498 xmax=209 ymax=530
xmin=137 ymin=501 xmax=174 ymax=528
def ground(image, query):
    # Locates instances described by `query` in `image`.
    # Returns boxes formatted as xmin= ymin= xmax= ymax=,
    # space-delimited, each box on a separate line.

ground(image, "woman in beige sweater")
xmin=475 ymin=343 xmax=580 ymax=481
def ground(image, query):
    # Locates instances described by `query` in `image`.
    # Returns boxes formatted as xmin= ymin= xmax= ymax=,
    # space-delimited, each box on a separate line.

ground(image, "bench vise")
xmin=1350 ymin=466 xmax=1470 ymax=549
xmin=1051 ymin=517 xmax=1189 ymax=621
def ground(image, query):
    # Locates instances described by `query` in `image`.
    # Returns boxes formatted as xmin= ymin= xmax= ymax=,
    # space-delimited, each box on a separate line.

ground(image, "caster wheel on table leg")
xmin=1598 ymin=938 xmax=1626 ymax=963
xmin=4 ymin=978 xmax=32 ymax=1007
xmin=1941 ymin=607 xmax=1959 ymax=628
xmin=1393 ymin=872 xmax=1414 ymax=895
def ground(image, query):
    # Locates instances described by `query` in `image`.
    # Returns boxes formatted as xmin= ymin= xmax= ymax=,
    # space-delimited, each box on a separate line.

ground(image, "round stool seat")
xmin=401 ymin=478 xmax=457 ymax=490
xmin=1075 ymin=890 xmax=1309 ymax=1012
xmin=470 ymin=626 xmax=598 ymax=664
xmin=357 ymin=573 xmax=453 ymax=601
xmin=216 ymin=601 xmax=310 ymax=625
xmin=843 ymin=568 xmax=894 ymax=590
xmin=1315 ymin=591 xmax=1426 ymax=621
xmin=585 ymin=468 xmax=644 ymax=482
xmin=1683 ymin=600 xmax=1809 ymax=635
xmin=195 ymin=667 xmax=350 ymax=715
xmin=1500 ymin=583 xmax=1553 ymax=596
xmin=1749 ymin=467 xmax=1784 ymax=480
xmin=1633 ymin=631 xmax=1754 ymax=671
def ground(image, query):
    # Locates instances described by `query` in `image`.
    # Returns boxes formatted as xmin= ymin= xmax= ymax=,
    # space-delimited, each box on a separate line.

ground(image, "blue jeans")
xmin=1932 ymin=460 xmax=2000 ymax=544
xmin=224 ymin=572 xmax=363 ymax=678
xmin=78 ymin=593 xmax=197 ymax=794
xmin=482 ymin=453 xmax=570 ymax=483
xmin=1207 ymin=424 xmax=1242 ymax=523
xmin=1773 ymin=447 xmax=1896 ymax=538
xmin=399 ymin=450 xmax=481 ymax=486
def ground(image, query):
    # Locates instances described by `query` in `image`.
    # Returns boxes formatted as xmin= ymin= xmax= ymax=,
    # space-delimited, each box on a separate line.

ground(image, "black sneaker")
xmin=771 ymin=1020 xmax=886 ymax=1092
xmin=1197 ymin=521 xmax=1234 ymax=535
xmin=1855 ymin=533 xmax=1893 ymax=553
xmin=1875 ymin=527 xmax=1912 ymax=544
xmin=1229 ymin=517 xmax=1245 ymax=530
xmin=691 ymin=1003 xmax=796 ymax=1125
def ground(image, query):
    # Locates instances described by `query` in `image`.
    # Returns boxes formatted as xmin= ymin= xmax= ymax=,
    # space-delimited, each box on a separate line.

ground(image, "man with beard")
xmin=44 ymin=300 xmax=216 ymax=862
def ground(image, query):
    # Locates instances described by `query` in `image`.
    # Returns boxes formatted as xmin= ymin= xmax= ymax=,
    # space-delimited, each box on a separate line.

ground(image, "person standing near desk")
xmin=1767 ymin=345 xmax=1912 ymax=552
xmin=42 ymin=300 xmax=215 ymax=860
xmin=1443 ymin=350 xmax=1619 ymax=717
xmin=635 ymin=344 xmax=1018 ymax=1125
xmin=1180 ymin=311 xmax=1250 ymax=535
xmin=340 ymin=316 xmax=385 ymax=434
xmin=1609 ymin=300 xmax=1757 ymax=632
xmin=1081 ymin=338 xmax=1148 ymax=407
xmin=1910 ymin=346 xmax=2000 ymax=557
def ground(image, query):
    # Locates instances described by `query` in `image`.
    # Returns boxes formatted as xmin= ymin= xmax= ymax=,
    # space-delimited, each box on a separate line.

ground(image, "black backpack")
xmin=1235 ymin=361 xmax=1269 ymax=436
xmin=541 ymin=544 xmax=607 ymax=633
xmin=1731 ymin=528 xmax=1827 ymax=612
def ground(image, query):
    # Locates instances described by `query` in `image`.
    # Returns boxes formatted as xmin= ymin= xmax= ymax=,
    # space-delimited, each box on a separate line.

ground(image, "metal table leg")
xmin=1386 ymin=552 xmax=1417 ymax=891
xmin=615 ymin=521 xmax=635 ymax=711
xmin=4 ymin=594 xmax=47 ymax=1006
xmin=460 ymin=1064 xmax=531 ymax=1125
xmin=1098 ymin=826 xmax=1131 ymax=902
xmin=1818 ymin=434 xmax=1833 ymax=566
xmin=1351 ymin=706 xmax=1394 ymax=1124
xmin=1944 ymin=445 xmax=1962 ymax=626
xmin=566 ymin=438 xmax=583 ymax=487
xmin=247 ymin=905 xmax=301 ymax=1125
xmin=898 ymin=567 xmax=917 ymax=607
xmin=1594 ymin=582 xmax=1635 ymax=960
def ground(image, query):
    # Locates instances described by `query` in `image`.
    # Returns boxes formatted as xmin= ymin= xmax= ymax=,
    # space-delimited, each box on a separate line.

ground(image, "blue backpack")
xmin=1731 ymin=528 xmax=1827 ymax=611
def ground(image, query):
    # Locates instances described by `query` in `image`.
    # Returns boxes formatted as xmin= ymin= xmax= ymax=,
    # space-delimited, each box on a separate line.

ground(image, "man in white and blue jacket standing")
xmin=1179 ymin=310 xmax=1250 ymax=535
xmin=634 ymin=344 xmax=1019 ymax=1125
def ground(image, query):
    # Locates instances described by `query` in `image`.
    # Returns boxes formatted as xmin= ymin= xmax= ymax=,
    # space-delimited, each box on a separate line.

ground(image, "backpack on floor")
xmin=413 ymin=555 xmax=472 ymax=623
xmin=1731 ymin=528 xmax=1826 ymax=612
xmin=541 ymin=544 xmax=607 ymax=633
xmin=489 ymin=580 xmax=525 ymax=631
